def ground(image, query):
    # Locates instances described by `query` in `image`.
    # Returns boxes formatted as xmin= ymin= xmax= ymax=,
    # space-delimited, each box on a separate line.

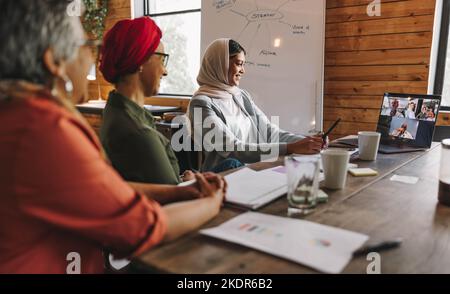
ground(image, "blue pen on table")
xmin=353 ymin=238 xmax=403 ymax=257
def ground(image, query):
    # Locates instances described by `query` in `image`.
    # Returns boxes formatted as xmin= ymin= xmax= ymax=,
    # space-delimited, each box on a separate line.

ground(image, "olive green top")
xmin=100 ymin=91 xmax=180 ymax=185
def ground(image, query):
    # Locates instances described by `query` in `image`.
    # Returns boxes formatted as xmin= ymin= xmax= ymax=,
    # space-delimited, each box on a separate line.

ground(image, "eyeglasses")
xmin=154 ymin=52 xmax=169 ymax=67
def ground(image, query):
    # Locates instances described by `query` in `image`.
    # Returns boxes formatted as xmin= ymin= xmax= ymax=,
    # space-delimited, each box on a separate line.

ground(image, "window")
xmin=143 ymin=0 xmax=201 ymax=96
xmin=434 ymin=0 xmax=450 ymax=110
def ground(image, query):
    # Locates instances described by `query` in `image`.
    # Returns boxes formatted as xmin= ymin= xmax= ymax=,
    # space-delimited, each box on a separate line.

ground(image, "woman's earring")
xmin=50 ymin=78 xmax=59 ymax=97
xmin=64 ymin=76 xmax=73 ymax=93
xmin=62 ymin=75 xmax=73 ymax=96
xmin=49 ymin=74 xmax=73 ymax=99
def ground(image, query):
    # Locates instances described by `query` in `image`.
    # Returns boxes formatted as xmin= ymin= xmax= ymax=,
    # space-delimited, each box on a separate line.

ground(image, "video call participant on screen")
xmin=390 ymin=99 xmax=400 ymax=116
xmin=426 ymin=105 xmax=436 ymax=121
xmin=405 ymin=101 xmax=416 ymax=119
xmin=390 ymin=123 xmax=414 ymax=139
xmin=417 ymin=105 xmax=428 ymax=119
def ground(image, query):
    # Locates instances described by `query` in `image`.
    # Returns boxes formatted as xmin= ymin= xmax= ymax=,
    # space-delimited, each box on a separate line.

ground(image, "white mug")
xmin=321 ymin=149 xmax=350 ymax=190
xmin=358 ymin=132 xmax=381 ymax=161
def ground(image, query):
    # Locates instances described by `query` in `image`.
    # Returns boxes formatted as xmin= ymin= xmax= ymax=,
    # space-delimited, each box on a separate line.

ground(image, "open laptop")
xmin=337 ymin=93 xmax=441 ymax=154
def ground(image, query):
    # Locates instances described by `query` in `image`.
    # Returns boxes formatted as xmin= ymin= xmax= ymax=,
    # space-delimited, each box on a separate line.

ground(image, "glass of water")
xmin=285 ymin=155 xmax=320 ymax=216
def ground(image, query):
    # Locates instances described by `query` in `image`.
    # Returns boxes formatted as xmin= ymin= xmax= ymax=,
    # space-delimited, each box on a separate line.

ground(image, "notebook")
xmin=224 ymin=167 xmax=287 ymax=210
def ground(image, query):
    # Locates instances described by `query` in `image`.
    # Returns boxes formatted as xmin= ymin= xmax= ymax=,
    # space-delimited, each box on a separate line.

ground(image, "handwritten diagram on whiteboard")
xmin=217 ymin=0 xmax=311 ymax=63
xmin=202 ymin=0 xmax=325 ymax=133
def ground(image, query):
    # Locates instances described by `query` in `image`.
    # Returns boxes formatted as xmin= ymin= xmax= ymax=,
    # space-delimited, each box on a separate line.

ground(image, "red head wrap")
xmin=99 ymin=17 xmax=162 ymax=84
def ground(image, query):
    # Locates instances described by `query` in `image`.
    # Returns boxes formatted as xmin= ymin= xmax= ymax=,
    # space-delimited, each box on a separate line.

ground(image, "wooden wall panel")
xmin=325 ymin=32 xmax=433 ymax=52
xmin=324 ymin=0 xmax=441 ymax=137
xmin=438 ymin=113 xmax=450 ymax=126
xmin=326 ymin=0 xmax=401 ymax=9
xmin=326 ymin=48 xmax=431 ymax=66
xmin=324 ymin=95 xmax=381 ymax=109
xmin=325 ymin=65 xmax=429 ymax=81
xmin=326 ymin=15 xmax=434 ymax=37
xmin=326 ymin=0 xmax=435 ymax=23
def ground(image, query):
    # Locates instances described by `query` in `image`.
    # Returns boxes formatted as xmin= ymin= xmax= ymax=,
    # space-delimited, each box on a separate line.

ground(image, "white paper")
xmin=337 ymin=135 xmax=358 ymax=140
xmin=224 ymin=168 xmax=287 ymax=209
xmin=201 ymin=212 xmax=369 ymax=274
xmin=292 ymin=154 xmax=321 ymax=161
xmin=390 ymin=175 xmax=420 ymax=185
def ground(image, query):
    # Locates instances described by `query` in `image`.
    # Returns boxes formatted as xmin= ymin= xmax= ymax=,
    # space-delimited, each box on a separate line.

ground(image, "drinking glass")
xmin=285 ymin=156 xmax=320 ymax=216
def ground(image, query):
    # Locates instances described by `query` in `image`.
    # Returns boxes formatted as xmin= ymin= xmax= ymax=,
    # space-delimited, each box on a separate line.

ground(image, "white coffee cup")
xmin=321 ymin=149 xmax=350 ymax=190
xmin=358 ymin=131 xmax=381 ymax=161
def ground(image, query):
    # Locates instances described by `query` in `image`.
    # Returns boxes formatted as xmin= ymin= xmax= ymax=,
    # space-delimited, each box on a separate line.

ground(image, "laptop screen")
xmin=376 ymin=93 xmax=441 ymax=148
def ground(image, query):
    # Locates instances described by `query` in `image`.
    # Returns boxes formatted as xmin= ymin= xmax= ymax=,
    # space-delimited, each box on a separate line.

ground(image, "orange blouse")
xmin=0 ymin=97 xmax=167 ymax=274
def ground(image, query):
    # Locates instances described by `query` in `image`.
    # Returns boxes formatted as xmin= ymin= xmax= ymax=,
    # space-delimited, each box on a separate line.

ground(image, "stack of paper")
xmin=201 ymin=212 xmax=369 ymax=274
xmin=224 ymin=168 xmax=287 ymax=209
xmin=225 ymin=156 xmax=329 ymax=209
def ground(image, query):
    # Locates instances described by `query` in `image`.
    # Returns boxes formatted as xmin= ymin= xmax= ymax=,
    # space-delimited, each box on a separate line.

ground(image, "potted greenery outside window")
xmin=82 ymin=0 xmax=108 ymax=41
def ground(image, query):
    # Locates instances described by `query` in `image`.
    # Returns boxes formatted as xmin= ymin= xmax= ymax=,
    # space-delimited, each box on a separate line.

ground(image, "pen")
xmin=352 ymin=238 xmax=403 ymax=257
xmin=322 ymin=118 xmax=341 ymax=140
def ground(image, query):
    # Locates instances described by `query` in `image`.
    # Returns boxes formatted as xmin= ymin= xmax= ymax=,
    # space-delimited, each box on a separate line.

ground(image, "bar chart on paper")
xmin=238 ymin=223 xmax=284 ymax=238
xmin=201 ymin=212 xmax=369 ymax=273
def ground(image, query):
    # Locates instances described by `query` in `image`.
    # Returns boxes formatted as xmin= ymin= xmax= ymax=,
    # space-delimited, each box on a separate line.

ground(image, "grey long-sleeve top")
xmin=188 ymin=89 xmax=304 ymax=171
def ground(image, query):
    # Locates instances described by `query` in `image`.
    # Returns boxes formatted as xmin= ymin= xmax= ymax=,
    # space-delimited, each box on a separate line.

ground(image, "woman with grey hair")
xmin=0 ymin=0 xmax=225 ymax=274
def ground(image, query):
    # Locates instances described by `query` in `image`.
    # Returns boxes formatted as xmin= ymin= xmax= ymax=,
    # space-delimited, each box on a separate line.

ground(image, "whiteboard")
xmin=201 ymin=0 xmax=325 ymax=134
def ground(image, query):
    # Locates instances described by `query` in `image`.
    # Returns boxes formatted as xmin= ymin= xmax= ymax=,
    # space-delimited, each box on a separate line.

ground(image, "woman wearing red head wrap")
xmin=99 ymin=17 xmax=202 ymax=185
xmin=99 ymin=17 xmax=164 ymax=88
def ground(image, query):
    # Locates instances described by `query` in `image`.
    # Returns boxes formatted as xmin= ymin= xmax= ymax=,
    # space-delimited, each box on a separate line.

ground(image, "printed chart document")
xmin=224 ymin=168 xmax=287 ymax=210
xmin=201 ymin=212 xmax=369 ymax=274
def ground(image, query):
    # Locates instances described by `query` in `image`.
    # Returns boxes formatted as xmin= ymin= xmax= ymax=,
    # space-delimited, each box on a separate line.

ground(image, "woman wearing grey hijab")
xmin=189 ymin=38 xmax=324 ymax=172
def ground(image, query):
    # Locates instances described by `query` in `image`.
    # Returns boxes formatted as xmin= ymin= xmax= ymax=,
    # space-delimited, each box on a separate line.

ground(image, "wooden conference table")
xmin=133 ymin=143 xmax=450 ymax=274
